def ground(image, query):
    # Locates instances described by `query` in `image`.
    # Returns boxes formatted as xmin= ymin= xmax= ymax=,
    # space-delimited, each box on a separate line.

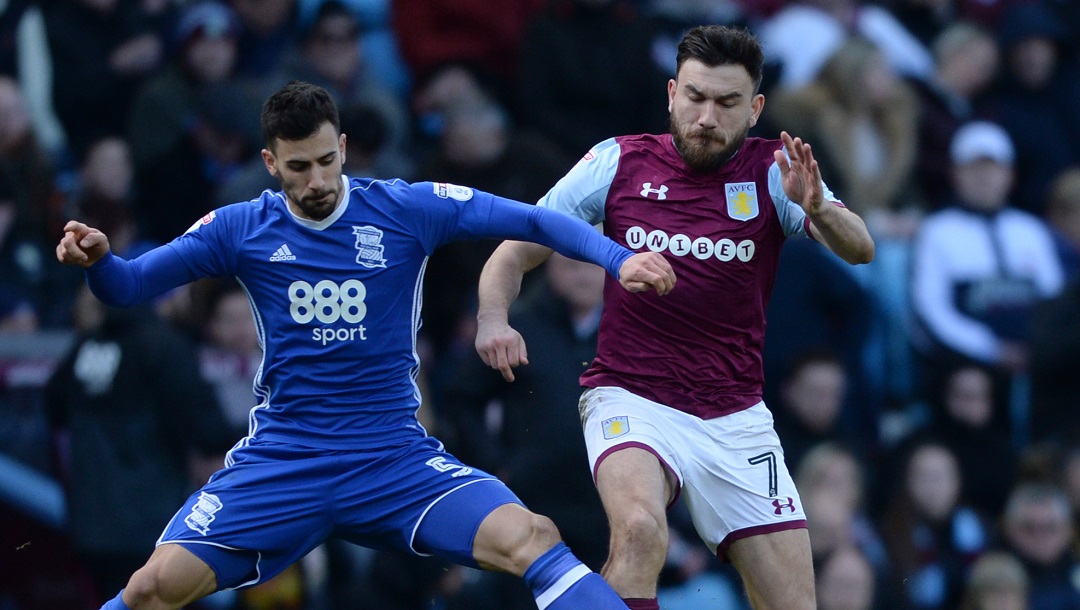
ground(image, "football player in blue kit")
xmin=56 ymin=81 xmax=675 ymax=610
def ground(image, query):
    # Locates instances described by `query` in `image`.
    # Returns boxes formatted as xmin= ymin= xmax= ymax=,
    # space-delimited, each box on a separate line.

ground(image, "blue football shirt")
xmin=86 ymin=176 xmax=632 ymax=450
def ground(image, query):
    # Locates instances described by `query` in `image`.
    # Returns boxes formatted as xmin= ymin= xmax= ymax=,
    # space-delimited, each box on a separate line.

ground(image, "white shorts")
xmin=579 ymin=386 xmax=806 ymax=559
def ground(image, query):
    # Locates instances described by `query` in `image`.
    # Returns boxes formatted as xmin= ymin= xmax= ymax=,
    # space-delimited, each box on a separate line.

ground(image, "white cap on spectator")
xmin=950 ymin=121 xmax=1015 ymax=165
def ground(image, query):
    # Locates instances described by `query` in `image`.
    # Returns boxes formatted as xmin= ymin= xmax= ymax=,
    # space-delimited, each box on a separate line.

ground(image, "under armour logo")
xmin=772 ymin=497 xmax=796 ymax=515
xmin=640 ymin=183 xmax=668 ymax=200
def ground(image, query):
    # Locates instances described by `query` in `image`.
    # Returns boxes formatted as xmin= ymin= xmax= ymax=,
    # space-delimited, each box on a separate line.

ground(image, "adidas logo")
xmin=269 ymin=244 xmax=297 ymax=262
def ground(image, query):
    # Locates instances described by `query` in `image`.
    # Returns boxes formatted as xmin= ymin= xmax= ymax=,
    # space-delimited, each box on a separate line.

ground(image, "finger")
xmin=79 ymin=231 xmax=106 ymax=250
xmin=773 ymin=149 xmax=790 ymax=176
xmin=63 ymin=220 xmax=87 ymax=234
xmin=493 ymin=346 xmax=517 ymax=383
xmin=58 ymin=234 xmax=88 ymax=264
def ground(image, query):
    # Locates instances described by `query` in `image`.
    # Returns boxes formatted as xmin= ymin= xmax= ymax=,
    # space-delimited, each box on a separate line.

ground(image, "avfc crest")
xmin=602 ymin=416 xmax=630 ymax=440
xmin=725 ymin=182 xmax=759 ymax=222
xmin=353 ymin=225 xmax=387 ymax=268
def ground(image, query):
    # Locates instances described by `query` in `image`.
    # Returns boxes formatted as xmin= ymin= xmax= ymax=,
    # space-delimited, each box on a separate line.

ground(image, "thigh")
xmin=580 ymin=386 xmax=681 ymax=512
xmin=335 ymin=437 xmax=506 ymax=561
xmin=159 ymin=442 xmax=335 ymax=589
xmin=680 ymin=403 xmax=807 ymax=559
xmin=416 ymin=478 xmax=523 ymax=569
xmin=595 ymin=447 xmax=672 ymax=526
xmin=128 ymin=542 xmax=218 ymax=606
xmin=727 ymin=528 xmax=815 ymax=610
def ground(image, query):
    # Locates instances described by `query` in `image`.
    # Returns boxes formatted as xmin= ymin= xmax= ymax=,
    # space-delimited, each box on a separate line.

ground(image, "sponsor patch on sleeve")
xmin=184 ymin=210 xmax=216 ymax=234
xmin=433 ymin=182 xmax=474 ymax=201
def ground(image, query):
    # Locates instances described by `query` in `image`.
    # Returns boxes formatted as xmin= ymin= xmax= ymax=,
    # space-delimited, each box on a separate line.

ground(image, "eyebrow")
xmin=285 ymin=150 xmax=337 ymax=165
xmin=685 ymin=83 xmax=743 ymax=103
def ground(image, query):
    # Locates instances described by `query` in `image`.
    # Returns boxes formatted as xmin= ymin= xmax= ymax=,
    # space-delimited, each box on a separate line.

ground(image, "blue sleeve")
xmin=84 ymin=246 xmax=199 ymax=307
xmin=459 ymin=192 xmax=633 ymax=278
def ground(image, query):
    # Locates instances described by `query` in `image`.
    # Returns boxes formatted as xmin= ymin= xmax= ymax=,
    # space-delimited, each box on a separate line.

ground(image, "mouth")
xmin=306 ymin=191 xmax=335 ymax=206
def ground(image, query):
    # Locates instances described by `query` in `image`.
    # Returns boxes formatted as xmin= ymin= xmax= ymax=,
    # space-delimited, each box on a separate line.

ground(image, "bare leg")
xmin=472 ymin=502 xmax=563 ymax=575
xmin=595 ymin=447 xmax=675 ymax=598
xmin=121 ymin=544 xmax=218 ymax=610
xmin=728 ymin=528 xmax=815 ymax=610
xmin=471 ymin=503 xmax=628 ymax=609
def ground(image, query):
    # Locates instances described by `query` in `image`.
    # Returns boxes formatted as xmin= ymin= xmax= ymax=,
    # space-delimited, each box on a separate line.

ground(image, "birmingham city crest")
xmin=353 ymin=225 xmax=387 ymax=268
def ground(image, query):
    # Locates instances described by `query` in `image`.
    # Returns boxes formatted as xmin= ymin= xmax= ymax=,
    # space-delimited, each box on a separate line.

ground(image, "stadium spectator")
xmin=126 ymin=1 xmax=246 ymax=187
xmin=138 ymin=78 xmax=263 ymax=243
xmin=758 ymin=0 xmax=933 ymax=92
xmin=814 ymin=545 xmax=878 ymax=610
xmin=64 ymin=136 xmax=156 ymax=259
xmin=390 ymin=0 xmax=545 ymax=111
xmin=795 ymin=443 xmax=892 ymax=597
xmin=440 ymin=253 xmax=610 ymax=608
xmin=194 ymin=279 xmax=261 ymax=441
xmin=0 ymin=75 xmax=67 ymax=330
xmin=959 ymin=550 xmax=1030 ymax=610
xmin=910 ymin=120 xmax=1064 ymax=411
xmin=998 ymin=482 xmax=1080 ymax=608
xmin=44 ymin=284 xmax=233 ymax=605
xmin=227 ymin=0 xmax=300 ymax=78
xmin=980 ymin=1 xmax=1080 ymax=215
xmin=42 ymin=0 xmax=165 ymax=157
xmin=56 ymin=80 xmax=673 ymax=610
xmin=1044 ymin=167 xmax=1080 ymax=279
xmin=514 ymin=0 xmax=669 ymax=160
xmin=879 ymin=440 xmax=990 ymax=609
xmin=766 ymin=36 xmax=921 ymax=232
xmin=770 ymin=350 xmax=854 ymax=472
xmin=477 ymin=25 xmax=875 ymax=610
xmin=271 ymin=0 xmax=411 ymax=179
xmin=412 ymin=73 xmax=572 ymax=367
xmin=909 ymin=21 xmax=1000 ymax=210
xmin=763 ymin=238 xmax=876 ymax=450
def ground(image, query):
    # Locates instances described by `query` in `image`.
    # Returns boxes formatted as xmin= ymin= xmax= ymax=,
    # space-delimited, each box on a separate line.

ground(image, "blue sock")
xmin=101 ymin=590 xmax=132 ymax=609
xmin=523 ymin=543 xmax=627 ymax=610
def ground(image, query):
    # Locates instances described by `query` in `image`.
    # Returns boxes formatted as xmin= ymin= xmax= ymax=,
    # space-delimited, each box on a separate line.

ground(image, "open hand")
xmin=774 ymin=131 xmax=825 ymax=215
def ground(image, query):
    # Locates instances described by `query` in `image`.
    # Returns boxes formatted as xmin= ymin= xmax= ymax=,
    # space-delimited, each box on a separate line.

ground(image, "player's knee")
xmin=611 ymin=505 xmax=668 ymax=558
xmin=123 ymin=566 xmax=169 ymax=608
xmin=509 ymin=511 xmax=561 ymax=558
xmin=123 ymin=564 xmax=195 ymax=609
xmin=485 ymin=510 xmax=562 ymax=574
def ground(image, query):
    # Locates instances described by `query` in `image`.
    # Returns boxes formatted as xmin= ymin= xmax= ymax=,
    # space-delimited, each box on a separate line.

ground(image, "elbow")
xmin=846 ymin=239 xmax=876 ymax=266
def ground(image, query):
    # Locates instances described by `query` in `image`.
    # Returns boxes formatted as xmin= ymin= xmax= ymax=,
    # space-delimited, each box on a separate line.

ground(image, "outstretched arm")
xmin=775 ymin=131 xmax=875 ymax=265
xmin=475 ymin=239 xmax=673 ymax=381
xmin=56 ymin=220 xmax=197 ymax=307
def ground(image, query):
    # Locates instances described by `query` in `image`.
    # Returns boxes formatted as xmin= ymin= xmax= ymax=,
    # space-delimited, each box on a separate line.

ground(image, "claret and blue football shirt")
xmin=538 ymin=134 xmax=841 ymax=419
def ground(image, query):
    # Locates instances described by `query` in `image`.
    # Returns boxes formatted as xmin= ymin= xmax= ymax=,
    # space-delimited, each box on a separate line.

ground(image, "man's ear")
xmin=262 ymin=148 xmax=278 ymax=178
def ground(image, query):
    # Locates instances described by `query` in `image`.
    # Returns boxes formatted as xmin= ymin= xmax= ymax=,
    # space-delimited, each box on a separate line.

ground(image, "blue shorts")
xmin=157 ymin=436 xmax=520 ymax=590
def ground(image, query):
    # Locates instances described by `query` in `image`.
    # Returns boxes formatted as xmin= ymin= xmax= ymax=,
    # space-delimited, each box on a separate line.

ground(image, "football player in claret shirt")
xmin=476 ymin=25 xmax=875 ymax=610
xmin=56 ymin=81 xmax=675 ymax=610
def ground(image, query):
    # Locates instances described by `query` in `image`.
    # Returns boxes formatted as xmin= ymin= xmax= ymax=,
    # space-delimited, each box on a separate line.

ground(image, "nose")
xmin=697 ymin=102 xmax=719 ymax=129
xmin=307 ymin=169 xmax=326 ymax=192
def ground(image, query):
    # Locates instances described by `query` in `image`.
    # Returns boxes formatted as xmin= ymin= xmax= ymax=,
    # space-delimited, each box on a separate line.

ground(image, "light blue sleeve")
xmin=537 ymin=138 xmax=621 ymax=224
xmin=766 ymin=156 xmax=842 ymax=239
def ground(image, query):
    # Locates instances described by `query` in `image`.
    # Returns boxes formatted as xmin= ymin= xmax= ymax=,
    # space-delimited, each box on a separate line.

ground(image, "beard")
xmin=670 ymin=114 xmax=749 ymax=173
xmin=289 ymin=185 xmax=340 ymax=220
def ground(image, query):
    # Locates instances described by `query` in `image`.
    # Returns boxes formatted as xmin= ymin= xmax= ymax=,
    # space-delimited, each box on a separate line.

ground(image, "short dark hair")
xmin=676 ymin=25 xmax=764 ymax=93
xmin=261 ymin=81 xmax=340 ymax=148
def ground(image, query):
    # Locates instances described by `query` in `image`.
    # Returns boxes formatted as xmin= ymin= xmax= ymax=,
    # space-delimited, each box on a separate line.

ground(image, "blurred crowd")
xmin=1 ymin=0 xmax=1079 ymax=608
